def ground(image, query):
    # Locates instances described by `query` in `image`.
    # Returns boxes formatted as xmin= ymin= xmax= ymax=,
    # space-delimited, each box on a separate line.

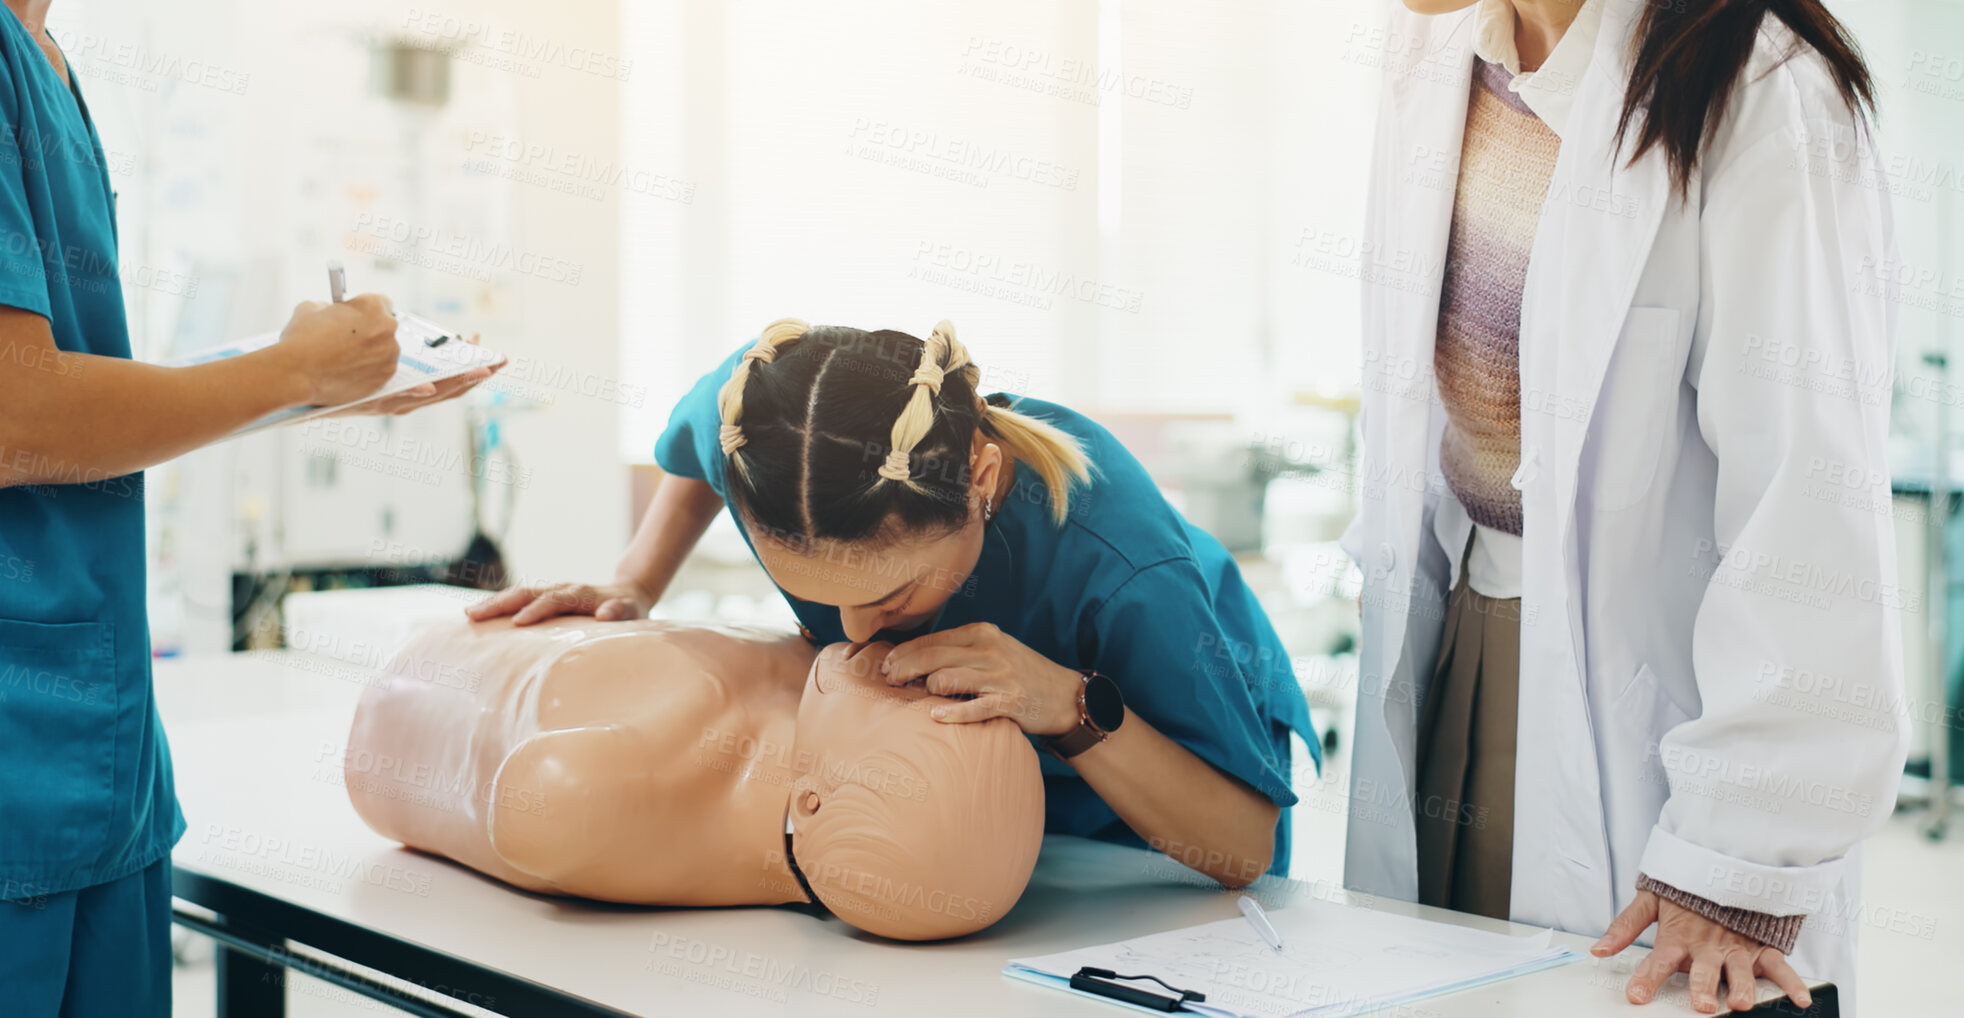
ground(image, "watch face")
xmin=1083 ymin=672 xmax=1124 ymax=732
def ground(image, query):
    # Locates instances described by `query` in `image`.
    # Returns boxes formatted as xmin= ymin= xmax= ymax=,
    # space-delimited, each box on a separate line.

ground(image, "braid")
xmin=717 ymin=317 xmax=810 ymax=487
xmin=876 ymin=320 xmax=965 ymax=491
xmin=721 ymin=317 xmax=1093 ymax=544
xmin=936 ymin=320 xmax=978 ymax=390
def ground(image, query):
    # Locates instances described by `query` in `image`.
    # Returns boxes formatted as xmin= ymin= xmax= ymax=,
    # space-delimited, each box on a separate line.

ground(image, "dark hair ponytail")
xmin=715 ymin=320 xmax=1090 ymax=551
xmin=1617 ymin=0 xmax=1875 ymax=197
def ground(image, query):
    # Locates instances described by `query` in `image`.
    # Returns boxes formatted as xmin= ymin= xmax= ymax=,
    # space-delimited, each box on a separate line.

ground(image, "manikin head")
xmin=788 ymin=641 xmax=1044 ymax=940
xmin=715 ymin=319 xmax=1093 ymax=641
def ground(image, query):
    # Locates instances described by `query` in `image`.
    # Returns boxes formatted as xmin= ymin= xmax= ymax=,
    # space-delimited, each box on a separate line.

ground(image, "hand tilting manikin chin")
xmin=750 ymin=435 xmax=1084 ymax=739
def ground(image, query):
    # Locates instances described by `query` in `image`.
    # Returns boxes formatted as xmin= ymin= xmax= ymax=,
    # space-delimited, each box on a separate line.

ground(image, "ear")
xmin=968 ymin=437 xmax=1004 ymax=512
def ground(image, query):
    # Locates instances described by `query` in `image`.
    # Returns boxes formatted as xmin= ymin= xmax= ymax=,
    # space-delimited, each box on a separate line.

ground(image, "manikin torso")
xmin=344 ymin=618 xmax=1044 ymax=940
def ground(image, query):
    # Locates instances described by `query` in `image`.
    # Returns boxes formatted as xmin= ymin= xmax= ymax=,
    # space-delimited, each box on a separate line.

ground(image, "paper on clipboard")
xmin=1004 ymin=897 xmax=1577 ymax=1018
xmin=167 ymin=312 xmax=501 ymax=438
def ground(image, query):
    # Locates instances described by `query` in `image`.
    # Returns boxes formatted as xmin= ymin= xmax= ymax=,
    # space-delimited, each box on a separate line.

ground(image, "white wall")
xmin=617 ymin=0 xmax=1384 ymax=459
xmin=55 ymin=0 xmax=627 ymax=647
xmin=54 ymin=0 xmax=1955 ymax=643
xmin=1830 ymin=0 xmax=1964 ymax=429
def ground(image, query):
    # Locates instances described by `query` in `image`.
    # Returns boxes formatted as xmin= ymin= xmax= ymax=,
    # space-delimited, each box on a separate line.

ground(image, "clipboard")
xmin=1012 ymin=962 xmax=1837 ymax=1017
xmin=1068 ymin=967 xmax=1209 ymax=1013
xmin=1730 ymin=981 xmax=1838 ymax=1016
xmin=1005 ymin=900 xmax=1579 ymax=1018
xmin=167 ymin=311 xmax=501 ymax=438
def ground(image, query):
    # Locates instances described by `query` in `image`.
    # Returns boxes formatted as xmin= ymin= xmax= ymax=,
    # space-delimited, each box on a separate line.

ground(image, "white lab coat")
xmin=1339 ymin=0 xmax=1908 ymax=995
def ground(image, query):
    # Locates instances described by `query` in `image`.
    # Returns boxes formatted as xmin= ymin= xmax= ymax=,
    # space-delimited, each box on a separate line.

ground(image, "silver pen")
xmin=328 ymin=260 xmax=346 ymax=303
xmin=1238 ymin=894 xmax=1283 ymax=953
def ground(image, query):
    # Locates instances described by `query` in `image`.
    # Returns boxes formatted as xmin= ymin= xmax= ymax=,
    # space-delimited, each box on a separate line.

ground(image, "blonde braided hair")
xmin=716 ymin=317 xmax=810 ymax=486
xmin=876 ymin=320 xmax=976 ymax=490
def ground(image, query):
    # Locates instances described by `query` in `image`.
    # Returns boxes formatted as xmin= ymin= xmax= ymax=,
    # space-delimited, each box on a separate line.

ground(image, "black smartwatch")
xmin=1046 ymin=670 xmax=1124 ymax=760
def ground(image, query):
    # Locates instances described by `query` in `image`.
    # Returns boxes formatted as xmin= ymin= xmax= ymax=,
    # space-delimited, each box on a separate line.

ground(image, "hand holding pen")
xmin=320 ymin=260 xmax=507 ymax=416
xmin=271 ymin=262 xmax=398 ymax=406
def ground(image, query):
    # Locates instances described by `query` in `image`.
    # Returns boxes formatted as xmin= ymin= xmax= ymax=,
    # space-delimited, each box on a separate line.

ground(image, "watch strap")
xmin=1046 ymin=671 xmax=1112 ymax=760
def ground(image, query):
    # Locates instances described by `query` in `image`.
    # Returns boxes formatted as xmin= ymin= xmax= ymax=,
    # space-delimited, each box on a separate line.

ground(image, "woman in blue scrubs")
xmin=472 ymin=319 xmax=1316 ymax=883
xmin=0 ymin=4 xmax=494 ymax=1013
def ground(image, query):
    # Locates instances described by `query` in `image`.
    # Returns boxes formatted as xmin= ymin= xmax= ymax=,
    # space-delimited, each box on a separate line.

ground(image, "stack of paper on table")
xmin=1004 ymin=897 xmax=1577 ymax=1018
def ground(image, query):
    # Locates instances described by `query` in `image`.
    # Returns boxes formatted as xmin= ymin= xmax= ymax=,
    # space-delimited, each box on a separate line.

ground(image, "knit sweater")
xmin=1433 ymin=58 xmax=1558 ymax=537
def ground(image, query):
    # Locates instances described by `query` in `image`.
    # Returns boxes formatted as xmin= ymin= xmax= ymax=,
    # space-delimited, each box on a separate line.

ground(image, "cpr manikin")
xmin=342 ymin=618 xmax=1044 ymax=940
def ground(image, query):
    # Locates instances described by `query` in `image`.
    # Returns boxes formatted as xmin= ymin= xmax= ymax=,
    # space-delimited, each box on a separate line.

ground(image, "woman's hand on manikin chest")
xmin=879 ymin=622 xmax=1084 ymax=735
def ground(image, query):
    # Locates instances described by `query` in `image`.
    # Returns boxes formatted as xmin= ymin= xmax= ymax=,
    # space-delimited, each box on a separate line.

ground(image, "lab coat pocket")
xmin=0 ymin=618 xmax=119 ymax=866
xmin=1584 ymin=307 xmax=1685 ymax=512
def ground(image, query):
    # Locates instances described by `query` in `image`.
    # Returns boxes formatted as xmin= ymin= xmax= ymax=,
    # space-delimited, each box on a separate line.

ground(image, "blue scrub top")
xmin=658 ymin=342 xmax=1318 ymax=875
xmin=0 ymin=17 xmax=183 ymax=898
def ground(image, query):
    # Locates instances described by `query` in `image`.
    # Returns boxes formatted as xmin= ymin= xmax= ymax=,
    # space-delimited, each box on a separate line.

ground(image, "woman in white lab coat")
xmin=1341 ymin=0 xmax=1906 ymax=1012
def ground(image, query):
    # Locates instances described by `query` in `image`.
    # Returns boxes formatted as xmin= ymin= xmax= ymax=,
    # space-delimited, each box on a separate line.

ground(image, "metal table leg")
xmin=212 ymin=919 xmax=287 ymax=1018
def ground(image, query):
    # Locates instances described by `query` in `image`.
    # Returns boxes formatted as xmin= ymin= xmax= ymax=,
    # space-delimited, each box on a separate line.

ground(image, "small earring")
xmin=983 ymin=495 xmax=995 ymax=522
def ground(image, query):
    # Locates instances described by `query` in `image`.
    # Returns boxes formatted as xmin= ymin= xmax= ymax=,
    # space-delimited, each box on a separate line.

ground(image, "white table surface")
xmin=154 ymin=651 xmax=1795 ymax=1017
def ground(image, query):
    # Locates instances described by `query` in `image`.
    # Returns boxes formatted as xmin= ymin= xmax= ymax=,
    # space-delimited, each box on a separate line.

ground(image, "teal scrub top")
xmin=657 ymin=342 xmax=1318 ymax=875
xmin=0 ymin=17 xmax=183 ymax=897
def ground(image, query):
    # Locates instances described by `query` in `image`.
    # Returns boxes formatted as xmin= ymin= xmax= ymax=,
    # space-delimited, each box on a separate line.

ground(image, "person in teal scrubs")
xmin=0 ymin=5 xmax=496 ymax=1013
xmin=473 ymin=320 xmax=1317 ymax=884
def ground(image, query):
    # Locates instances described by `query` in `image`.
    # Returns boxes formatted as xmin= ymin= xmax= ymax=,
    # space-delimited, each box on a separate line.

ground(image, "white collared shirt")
xmin=1469 ymin=0 xmax=1604 ymax=140
xmin=1433 ymin=0 xmax=1604 ymax=601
